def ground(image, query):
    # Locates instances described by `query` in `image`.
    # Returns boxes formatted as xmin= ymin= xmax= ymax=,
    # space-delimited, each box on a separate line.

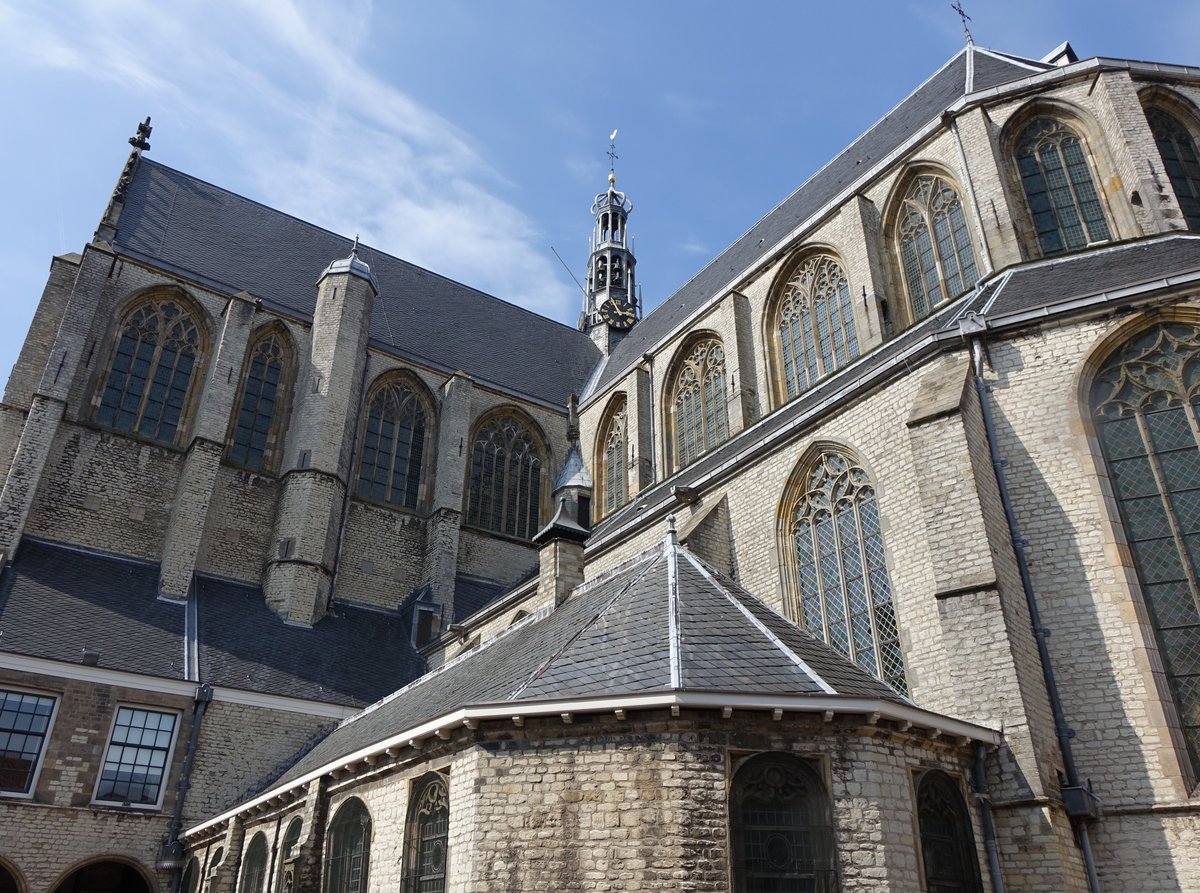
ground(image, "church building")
xmin=2 ymin=35 xmax=1200 ymax=893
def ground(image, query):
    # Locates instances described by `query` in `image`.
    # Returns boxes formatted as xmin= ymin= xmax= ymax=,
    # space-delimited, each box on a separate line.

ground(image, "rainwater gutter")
xmin=965 ymin=326 xmax=1102 ymax=893
xmin=973 ymin=742 xmax=1006 ymax=893
xmin=161 ymin=683 xmax=215 ymax=893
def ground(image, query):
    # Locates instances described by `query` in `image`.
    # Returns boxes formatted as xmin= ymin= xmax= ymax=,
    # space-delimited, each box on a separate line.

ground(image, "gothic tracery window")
xmin=229 ymin=329 xmax=292 ymax=472
xmin=775 ymin=254 xmax=860 ymax=400
xmin=916 ymin=771 xmax=984 ymax=893
xmin=238 ymin=832 xmax=269 ymax=893
xmin=671 ymin=337 xmax=729 ymax=469
xmin=1146 ymin=106 xmax=1200 ymax=231
xmin=895 ymin=175 xmax=979 ymax=320
xmin=789 ymin=450 xmax=907 ymax=693
xmin=730 ymin=753 xmax=837 ymax=893
xmin=465 ymin=413 xmax=545 ymax=539
xmin=96 ymin=296 xmax=203 ymax=445
xmin=326 ymin=798 xmax=371 ymax=893
xmin=1014 ymin=117 xmax=1112 ymax=256
xmin=403 ymin=773 xmax=449 ymax=893
xmin=357 ymin=375 xmax=431 ymax=510
xmin=1091 ymin=321 xmax=1200 ymax=774
xmin=599 ymin=397 xmax=628 ymax=516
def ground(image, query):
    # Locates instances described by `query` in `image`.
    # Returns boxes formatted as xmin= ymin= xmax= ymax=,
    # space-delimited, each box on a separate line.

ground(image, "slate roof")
xmin=270 ymin=534 xmax=906 ymax=789
xmin=112 ymin=160 xmax=601 ymax=408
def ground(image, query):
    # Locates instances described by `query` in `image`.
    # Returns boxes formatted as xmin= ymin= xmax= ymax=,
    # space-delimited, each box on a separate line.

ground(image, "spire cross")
xmin=951 ymin=1 xmax=973 ymax=44
xmin=607 ymin=128 xmax=619 ymax=177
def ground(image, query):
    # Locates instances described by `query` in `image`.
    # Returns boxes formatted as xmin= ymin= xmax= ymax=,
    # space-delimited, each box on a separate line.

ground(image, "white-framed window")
xmin=93 ymin=705 xmax=180 ymax=808
xmin=0 ymin=687 xmax=58 ymax=797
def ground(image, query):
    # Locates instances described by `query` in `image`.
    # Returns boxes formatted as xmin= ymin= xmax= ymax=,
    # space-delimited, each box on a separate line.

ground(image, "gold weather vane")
xmin=951 ymin=1 xmax=974 ymax=45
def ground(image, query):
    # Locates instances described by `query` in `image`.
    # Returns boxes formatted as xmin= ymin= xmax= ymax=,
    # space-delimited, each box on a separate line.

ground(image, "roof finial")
xmin=566 ymin=393 xmax=580 ymax=444
xmin=351 ymin=234 xmax=360 ymax=257
xmin=951 ymin=1 xmax=973 ymax=45
xmin=607 ymin=128 xmax=619 ymax=186
xmin=129 ymin=116 xmax=152 ymax=152
xmin=666 ymin=513 xmax=678 ymax=546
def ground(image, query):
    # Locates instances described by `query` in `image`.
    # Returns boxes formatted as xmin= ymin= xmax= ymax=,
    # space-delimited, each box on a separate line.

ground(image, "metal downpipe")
xmin=973 ymin=742 xmax=1007 ymax=893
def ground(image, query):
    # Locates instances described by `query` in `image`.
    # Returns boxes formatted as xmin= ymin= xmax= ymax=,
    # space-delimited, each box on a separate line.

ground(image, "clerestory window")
xmin=465 ymin=413 xmax=546 ymax=539
xmin=1146 ymin=106 xmax=1200 ymax=231
xmin=598 ymin=396 xmax=628 ymax=517
xmin=895 ymin=175 xmax=979 ymax=320
xmin=774 ymin=254 xmax=860 ymax=401
xmin=357 ymin=374 xmax=432 ymax=510
xmin=228 ymin=328 xmax=293 ymax=472
xmin=670 ymin=337 xmax=729 ymax=469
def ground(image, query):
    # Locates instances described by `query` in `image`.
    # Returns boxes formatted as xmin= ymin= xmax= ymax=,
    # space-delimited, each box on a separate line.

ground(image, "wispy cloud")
xmin=0 ymin=0 xmax=575 ymax=322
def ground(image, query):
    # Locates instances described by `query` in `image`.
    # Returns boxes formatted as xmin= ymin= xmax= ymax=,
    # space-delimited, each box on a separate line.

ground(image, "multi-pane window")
xmin=1014 ymin=118 xmax=1112 ymax=256
xmin=1091 ymin=321 xmax=1200 ymax=774
xmin=229 ymin=332 xmax=290 ymax=471
xmin=671 ymin=338 xmax=729 ymax=469
xmin=776 ymin=255 xmax=860 ymax=400
xmin=0 ymin=689 xmax=56 ymax=795
xmin=465 ymin=414 xmax=544 ymax=539
xmin=239 ymin=832 xmax=269 ymax=893
xmin=790 ymin=450 xmax=907 ymax=693
xmin=96 ymin=707 xmax=177 ymax=805
xmin=403 ymin=773 xmax=449 ymax=893
xmin=97 ymin=297 xmax=202 ymax=445
xmin=357 ymin=377 xmax=429 ymax=510
xmin=896 ymin=175 xmax=979 ymax=320
xmin=327 ymin=798 xmax=371 ymax=893
xmin=1147 ymin=107 xmax=1200 ymax=231
xmin=278 ymin=817 xmax=303 ymax=893
xmin=730 ymin=753 xmax=837 ymax=893
xmin=600 ymin=398 xmax=628 ymax=516
xmin=917 ymin=771 xmax=984 ymax=893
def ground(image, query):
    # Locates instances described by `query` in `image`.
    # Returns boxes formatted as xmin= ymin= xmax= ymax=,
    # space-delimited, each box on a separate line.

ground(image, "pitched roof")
xmin=112 ymin=160 xmax=601 ymax=408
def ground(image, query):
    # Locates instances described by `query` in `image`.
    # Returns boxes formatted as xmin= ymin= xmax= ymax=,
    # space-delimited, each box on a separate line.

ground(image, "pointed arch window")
xmin=466 ymin=413 xmax=545 ymax=539
xmin=789 ymin=450 xmax=907 ymax=693
xmin=895 ymin=175 xmax=979 ymax=320
xmin=730 ymin=753 xmax=837 ymax=893
xmin=277 ymin=817 xmax=302 ymax=893
xmin=238 ymin=832 xmax=269 ymax=893
xmin=229 ymin=330 xmax=292 ymax=471
xmin=776 ymin=254 xmax=860 ymax=400
xmin=671 ymin=338 xmax=729 ymax=469
xmin=96 ymin=296 xmax=203 ymax=445
xmin=1091 ymin=321 xmax=1200 ymax=775
xmin=1014 ymin=118 xmax=1111 ymax=256
xmin=599 ymin=397 xmax=628 ymax=516
xmin=357 ymin=375 xmax=431 ymax=510
xmin=326 ymin=799 xmax=370 ymax=893
xmin=1147 ymin=107 xmax=1200 ymax=231
xmin=917 ymin=771 xmax=984 ymax=893
xmin=403 ymin=773 xmax=449 ymax=893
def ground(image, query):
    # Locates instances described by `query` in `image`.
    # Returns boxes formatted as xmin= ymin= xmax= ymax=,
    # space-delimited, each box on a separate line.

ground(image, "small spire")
xmin=666 ymin=514 xmax=678 ymax=546
xmin=129 ymin=116 xmax=152 ymax=152
xmin=566 ymin=394 xmax=580 ymax=443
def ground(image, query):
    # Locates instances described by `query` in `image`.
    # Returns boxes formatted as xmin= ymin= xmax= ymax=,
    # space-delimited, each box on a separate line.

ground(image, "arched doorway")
xmin=0 ymin=859 xmax=23 ymax=893
xmin=53 ymin=861 xmax=152 ymax=893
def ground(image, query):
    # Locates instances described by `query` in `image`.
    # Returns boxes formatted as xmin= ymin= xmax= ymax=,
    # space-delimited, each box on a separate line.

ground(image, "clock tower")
xmin=581 ymin=134 xmax=639 ymax=353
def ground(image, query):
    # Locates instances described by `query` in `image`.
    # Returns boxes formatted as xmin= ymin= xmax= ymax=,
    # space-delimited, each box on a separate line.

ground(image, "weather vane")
xmin=951 ymin=1 xmax=973 ymax=45
xmin=607 ymin=128 xmax=619 ymax=175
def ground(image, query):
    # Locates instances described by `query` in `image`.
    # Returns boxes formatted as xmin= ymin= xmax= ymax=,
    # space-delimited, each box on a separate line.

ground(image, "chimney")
xmin=532 ymin=497 xmax=588 ymax=606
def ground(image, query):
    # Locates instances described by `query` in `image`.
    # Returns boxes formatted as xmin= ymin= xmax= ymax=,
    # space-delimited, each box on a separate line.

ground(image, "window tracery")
xmin=96 ymin=297 xmax=203 ymax=445
xmin=238 ymin=833 xmax=268 ymax=893
xmin=789 ymin=450 xmax=907 ymax=693
xmin=599 ymin=397 xmax=628 ymax=516
xmin=229 ymin=330 xmax=291 ymax=472
xmin=465 ymin=413 xmax=545 ymax=539
xmin=326 ymin=798 xmax=370 ymax=893
xmin=775 ymin=255 xmax=860 ymax=400
xmin=671 ymin=338 xmax=729 ymax=469
xmin=916 ymin=771 xmax=983 ymax=893
xmin=1146 ymin=106 xmax=1200 ymax=231
xmin=357 ymin=375 xmax=431 ymax=510
xmin=1091 ymin=321 xmax=1200 ymax=774
xmin=1014 ymin=117 xmax=1111 ymax=256
xmin=403 ymin=773 xmax=449 ymax=893
xmin=895 ymin=175 xmax=979 ymax=320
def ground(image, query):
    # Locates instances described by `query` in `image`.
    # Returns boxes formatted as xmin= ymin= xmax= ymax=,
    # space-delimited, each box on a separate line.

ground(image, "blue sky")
xmin=2 ymin=1 xmax=1197 ymax=382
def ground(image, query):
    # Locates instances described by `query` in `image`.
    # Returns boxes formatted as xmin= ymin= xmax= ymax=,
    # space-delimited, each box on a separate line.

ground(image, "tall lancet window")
xmin=403 ymin=773 xmax=449 ymax=893
xmin=598 ymin=397 xmax=628 ymax=517
xmin=1147 ymin=107 xmax=1200 ymax=231
xmin=775 ymin=254 xmax=860 ymax=401
xmin=466 ymin=413 xmax=545 ymax=539
xmin=97 ymin=296 xmax=204 ymax=445
xmin=229 ymin=329 xmax=292 ymax=472
xmin=895 ymin=175 xmax=979 ymax=320
xmin=671 ymin=337 xmax=729 ymax=469
xmin=1091 ymin=321 xmax=1200 ymax=774
xmin=916 ymin=771 xmax=984 ymax=893
xmin=326 ymin=799 xmax=371 ymax=893
xmin=1015 ymin=117 xmax=1111 ymax=256
xmin=789 ymin=450 xmax=907 ymax=693
xmin=357 ymin=374 xmax=431 ymax=510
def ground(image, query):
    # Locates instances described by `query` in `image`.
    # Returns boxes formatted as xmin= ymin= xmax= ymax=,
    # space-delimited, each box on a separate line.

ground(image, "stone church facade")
xmin=3 ymin=38 xmax=1200 ymax=893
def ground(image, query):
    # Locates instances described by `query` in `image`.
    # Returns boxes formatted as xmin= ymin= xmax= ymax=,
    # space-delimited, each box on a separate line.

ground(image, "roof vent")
xmin=81 ymin=648 xmax=100 ymax=666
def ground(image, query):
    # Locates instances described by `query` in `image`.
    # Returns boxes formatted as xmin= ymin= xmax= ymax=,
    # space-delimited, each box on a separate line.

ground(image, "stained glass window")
xmin=777 ymin=255 xmax=861 ymax=400
xmin=357 ymin=376 xmax=429 ymax=509
xmin=917 ymin=771 xmax=984 ymax=893
xmin=790 ymin=450 xmax=907 ymax=693
xmin=229 ymin=331 xmax=290 ymax=471
xmin=730 ymin=753 xmax=837 ymax=893
xmin=672 ymin=338 xmax=729 ymax=469
xmin=1091 ymin=321 xmax=1200 ymax=775
xmin=1015 ymin=118 xmax=1112 ymax=256
xmin=238 ymin=833 xmax=269 ymax=893
xmin=896 ymin=175 xmax=979 ymax=320
xmin=1147 ymin=107 xmax=1200 ymax=231
xmin=466 ymin=414 xmax=544 ymax=539
xmin=403 ymin=773 xmax=449 ymax=893
xmin=95 ymin=706 xmax=177 ymax=805
xmin=96 ymin=297 xmax=202 ymax=445
xmin=0 ymin=689 xmax=56 ymax=794
xmin=600 ymin=397 xmax=628 ymax=516
xmin=326 ymin=798 xmax=370 ymax=893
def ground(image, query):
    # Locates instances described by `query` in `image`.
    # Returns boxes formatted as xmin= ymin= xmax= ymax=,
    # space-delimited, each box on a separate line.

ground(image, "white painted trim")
xmin=0 ymin=653 xmax=357 ymax=720
xmin=0 ymin=683 xmax=61 ymax=800
xmin=666 ymin=537 xmax=682 ymax=690
xmin=90 ymin=701 xmax=183 ymax=811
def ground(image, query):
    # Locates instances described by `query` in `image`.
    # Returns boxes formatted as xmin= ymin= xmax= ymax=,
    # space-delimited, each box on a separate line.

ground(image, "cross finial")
xmin=129 ymin=116 xmax=152 ymax=152
xmin=607 ymin=128 xmax=619 ymax=185
xmin=951 ymin=1 xmax=973 ymax=44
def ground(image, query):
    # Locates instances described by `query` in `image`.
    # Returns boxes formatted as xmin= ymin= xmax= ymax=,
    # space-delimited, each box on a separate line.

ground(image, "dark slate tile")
xmin=970 ymin=48 xmax=1049 ymax=91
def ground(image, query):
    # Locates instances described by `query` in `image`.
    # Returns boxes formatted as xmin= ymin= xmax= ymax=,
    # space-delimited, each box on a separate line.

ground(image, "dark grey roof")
xmin=272 ymin=536 xmax=904 ymax=788
xmin=452 ymin=575 xmax=512 ymax=623
xmin=113 ymin=160 xmax=601 ymax=407
xmin=590 ymin=45 xmax=1040 ymax=395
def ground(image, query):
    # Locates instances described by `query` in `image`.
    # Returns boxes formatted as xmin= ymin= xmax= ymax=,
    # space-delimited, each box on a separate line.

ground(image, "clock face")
xmin=600 ymin=298 xmax=637 ymax=330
